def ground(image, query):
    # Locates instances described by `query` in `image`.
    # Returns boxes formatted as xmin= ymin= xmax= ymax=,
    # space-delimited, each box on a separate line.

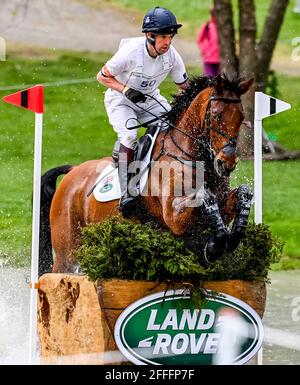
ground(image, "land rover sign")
xmin=114 ymin=290 xmax=264 ymax=365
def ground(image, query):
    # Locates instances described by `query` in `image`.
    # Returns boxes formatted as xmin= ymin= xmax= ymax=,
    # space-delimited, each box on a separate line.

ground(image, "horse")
xmin=39 ymin=74 xmax=254 ymax=276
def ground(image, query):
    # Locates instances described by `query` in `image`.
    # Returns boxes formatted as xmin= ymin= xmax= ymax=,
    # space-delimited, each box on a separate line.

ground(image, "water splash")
xmin=0 ymin=267 xmax=30 ymax=364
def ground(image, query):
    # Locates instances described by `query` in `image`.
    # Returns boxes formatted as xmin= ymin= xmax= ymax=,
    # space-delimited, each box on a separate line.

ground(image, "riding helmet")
xmin=142 ymin=7 xmax=182 ymax=35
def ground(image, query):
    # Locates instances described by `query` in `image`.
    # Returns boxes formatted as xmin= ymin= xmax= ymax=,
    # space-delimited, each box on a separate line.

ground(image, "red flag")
xmin=2 ymin=85 xmax=44 ymax=113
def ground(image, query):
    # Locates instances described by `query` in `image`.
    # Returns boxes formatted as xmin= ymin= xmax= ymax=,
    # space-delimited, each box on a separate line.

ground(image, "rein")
xmin=126 ymin=89 xmax=242 ymax=167
xmin=205 ymin=95 xmax=241 ymax=145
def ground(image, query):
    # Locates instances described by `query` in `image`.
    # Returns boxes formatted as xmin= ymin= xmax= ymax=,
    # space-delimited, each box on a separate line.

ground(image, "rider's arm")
xmin=97 ymin=65 xmax=146 ymax=103
xmin=169 ymin=46 xmax=190 ymax=92
xmin=96 ymin=65 xmax=126 ymax=93
xmin=177 ymin=80 xmax=190 ymax=91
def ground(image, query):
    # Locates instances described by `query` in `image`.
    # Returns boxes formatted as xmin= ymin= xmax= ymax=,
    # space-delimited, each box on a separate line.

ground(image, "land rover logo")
xmin=114 ymin=290 xmax=264 ymax=365
xmin=100 ymin=183 xmax=113 ymax=193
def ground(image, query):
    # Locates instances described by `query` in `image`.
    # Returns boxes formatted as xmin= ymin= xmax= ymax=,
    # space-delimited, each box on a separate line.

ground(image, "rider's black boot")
xmin=118 ymin=143 xmax=138 ymax=218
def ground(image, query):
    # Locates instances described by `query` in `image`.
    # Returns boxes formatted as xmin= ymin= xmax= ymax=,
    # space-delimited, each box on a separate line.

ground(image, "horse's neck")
xmin=176 ymin=88 xmax=211 ymax=139
xmin=171 ymin=88 xmax=211 ymax=156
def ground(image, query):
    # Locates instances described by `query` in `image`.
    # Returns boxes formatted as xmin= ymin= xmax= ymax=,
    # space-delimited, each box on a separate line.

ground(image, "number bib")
xmin=127 ymin=65 xmax=170 ymax=93
xmin=117 ymin=38 xmax=173 ymax=95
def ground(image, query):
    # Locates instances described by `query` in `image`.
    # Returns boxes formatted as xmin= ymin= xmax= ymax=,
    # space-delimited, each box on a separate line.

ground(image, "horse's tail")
xmin=39 ymin=164 xmax=73 ymax=277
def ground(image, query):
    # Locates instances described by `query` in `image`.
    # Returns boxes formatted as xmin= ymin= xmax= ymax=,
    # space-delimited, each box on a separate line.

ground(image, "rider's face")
xmin=148 ymin=33 xmax=175 ymax=54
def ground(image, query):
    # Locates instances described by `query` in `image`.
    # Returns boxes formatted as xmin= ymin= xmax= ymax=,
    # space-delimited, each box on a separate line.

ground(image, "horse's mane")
xmin=167 ymin=74 xmax=242 ymax=125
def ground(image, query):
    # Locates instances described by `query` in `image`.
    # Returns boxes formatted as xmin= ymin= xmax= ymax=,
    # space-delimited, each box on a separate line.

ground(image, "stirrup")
xmin=119 ymin=195 xmax=138 ymax=218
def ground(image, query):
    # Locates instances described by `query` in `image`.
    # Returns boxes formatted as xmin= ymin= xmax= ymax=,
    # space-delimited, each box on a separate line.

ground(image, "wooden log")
xmin=37 ymin=274 xmax=266 ymax=365
xmin=37 ymin=274 xmax=115 ymax=365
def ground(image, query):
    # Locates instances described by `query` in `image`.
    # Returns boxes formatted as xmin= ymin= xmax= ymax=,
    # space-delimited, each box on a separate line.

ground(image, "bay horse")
xmin=39 ymin=74 xmax=254 ymax=276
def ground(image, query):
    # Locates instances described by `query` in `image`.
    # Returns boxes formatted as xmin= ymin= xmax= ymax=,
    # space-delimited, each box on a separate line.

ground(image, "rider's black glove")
xmin=122 ymin=87 xmax=146 ymax=103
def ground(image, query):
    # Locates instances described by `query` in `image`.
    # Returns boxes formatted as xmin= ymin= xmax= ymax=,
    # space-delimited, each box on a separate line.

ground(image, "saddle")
xmin=93 ymin=125 xmax=161 ymax=202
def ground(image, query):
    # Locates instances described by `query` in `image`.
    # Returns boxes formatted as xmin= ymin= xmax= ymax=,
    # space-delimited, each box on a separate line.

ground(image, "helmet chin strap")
xmin=147 ymin=33 xmax=162 ymax=56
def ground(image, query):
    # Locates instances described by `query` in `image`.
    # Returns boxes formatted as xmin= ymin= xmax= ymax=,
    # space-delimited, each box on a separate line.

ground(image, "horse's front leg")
xmin=165 ymin=187 xmax=230 ymax=264
xmin=199 ymin=189 xmax=230 ymax=263
xmin=161 ymin=192 xmax=197 ymax=235
xmin=172 ymin=188 xmax=204 ymax=215
xmin=221 ymin=184 xmax=254 ymax=253
xmin=158 ymin=165 xmax=204 ymax=235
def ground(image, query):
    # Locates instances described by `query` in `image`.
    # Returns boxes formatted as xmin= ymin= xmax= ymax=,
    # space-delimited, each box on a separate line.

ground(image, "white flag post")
xmin=28 ymin=110 xmax=43 ymax=364
xmin=254 ymin=92 xmax=291 ymax=224
xmin=254 ymin=92 xmax=291 ymax=365
xmin=2 ymin=85 xmax=44 ymax=364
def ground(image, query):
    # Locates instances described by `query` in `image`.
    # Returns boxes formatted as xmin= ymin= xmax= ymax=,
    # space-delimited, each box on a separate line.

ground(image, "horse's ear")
xmin=213 ymin=74 xmax=225 ymax=94
xmin=238 ymin=78 xmax=254 ymax=95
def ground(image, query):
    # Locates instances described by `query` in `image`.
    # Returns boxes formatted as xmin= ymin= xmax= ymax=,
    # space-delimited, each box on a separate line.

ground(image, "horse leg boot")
xmin=202 ymin=189 xmax=229 ymax=264
xmin=118 ymin=143 xmax=138 ymax=218
xmin=227 ymin=184 xmax=254 ymax=253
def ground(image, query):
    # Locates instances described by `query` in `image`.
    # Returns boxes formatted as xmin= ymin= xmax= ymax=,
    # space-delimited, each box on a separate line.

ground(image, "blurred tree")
xmin=214 ymin=0 xmax=298 ymax=159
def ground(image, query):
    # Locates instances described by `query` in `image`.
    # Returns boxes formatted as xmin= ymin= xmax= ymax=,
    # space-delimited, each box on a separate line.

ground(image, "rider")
xmin=97 ymin=6 xmax=189 ymax=218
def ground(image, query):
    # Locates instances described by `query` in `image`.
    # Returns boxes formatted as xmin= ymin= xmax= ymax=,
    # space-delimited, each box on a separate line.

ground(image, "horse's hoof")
xmin=238 ymin=184 xmax=254 ymax=204
xmin=204 ymin=232 xmax=228 ymax=264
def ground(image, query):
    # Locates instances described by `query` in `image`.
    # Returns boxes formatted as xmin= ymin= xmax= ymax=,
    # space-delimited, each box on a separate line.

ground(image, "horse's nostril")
xmin=225 ymin=164 xmax=236 ymax=175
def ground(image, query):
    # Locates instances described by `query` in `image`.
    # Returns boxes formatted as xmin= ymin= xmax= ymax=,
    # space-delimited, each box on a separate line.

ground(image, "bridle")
xmin=169 ymin=91 xmax=242 ymax=161
xmin=123 ymin=88 xmax=242 ymax=165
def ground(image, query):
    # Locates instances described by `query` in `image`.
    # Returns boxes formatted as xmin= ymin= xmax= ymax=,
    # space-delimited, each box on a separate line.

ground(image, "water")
xmin=263 ymin=270 xmax=300 ymax=365
xmin=0 ymin=267 xmax=299 ymax=365
xmin=0 ymin=267 xmax=30 ymax=364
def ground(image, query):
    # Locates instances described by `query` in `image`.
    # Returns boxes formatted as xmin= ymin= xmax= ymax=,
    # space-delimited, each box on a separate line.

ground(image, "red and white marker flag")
xmin=3 ymin=84 xmax=44 ymax=364
xmin=2 ymin=85 xmax=44 ymax=113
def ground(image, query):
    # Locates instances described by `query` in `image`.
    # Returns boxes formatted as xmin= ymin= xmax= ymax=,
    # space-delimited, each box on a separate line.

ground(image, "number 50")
xmin=141 ymin=80 xmax=156 ymax=87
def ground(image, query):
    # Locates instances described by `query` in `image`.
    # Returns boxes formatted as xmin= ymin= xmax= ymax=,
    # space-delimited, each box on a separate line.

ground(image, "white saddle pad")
xmin=93 ymin=127 xmax=161 ymax=202
xmin=93 ymin=164 xmax=121 ymax=202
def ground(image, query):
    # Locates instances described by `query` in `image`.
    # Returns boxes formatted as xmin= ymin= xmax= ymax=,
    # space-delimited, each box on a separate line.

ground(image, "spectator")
xmin=197 ymin=6 xmax=220 ymax=77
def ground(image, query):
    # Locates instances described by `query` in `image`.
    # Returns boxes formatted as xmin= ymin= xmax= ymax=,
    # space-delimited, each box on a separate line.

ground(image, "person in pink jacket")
xmin=197 ymin=7 xmax=220 ymax=77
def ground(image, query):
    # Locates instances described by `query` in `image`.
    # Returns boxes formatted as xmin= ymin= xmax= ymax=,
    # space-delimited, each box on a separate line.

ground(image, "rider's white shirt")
xmin=105 ymin=37 xmax=187 ymax=97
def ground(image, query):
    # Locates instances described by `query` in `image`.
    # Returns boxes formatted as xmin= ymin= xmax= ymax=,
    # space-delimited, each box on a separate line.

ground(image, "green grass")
xmin=0 ymin=51 xmax=299 ymax=267
xmin=232 ymin=160 xmax=300 ymax=259
xmin=262 ymin=74 xmax=300 ymax=150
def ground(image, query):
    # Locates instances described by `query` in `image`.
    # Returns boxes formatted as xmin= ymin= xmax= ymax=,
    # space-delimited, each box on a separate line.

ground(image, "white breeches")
xmin=104 ymin=89 xmax=171 ymax=149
